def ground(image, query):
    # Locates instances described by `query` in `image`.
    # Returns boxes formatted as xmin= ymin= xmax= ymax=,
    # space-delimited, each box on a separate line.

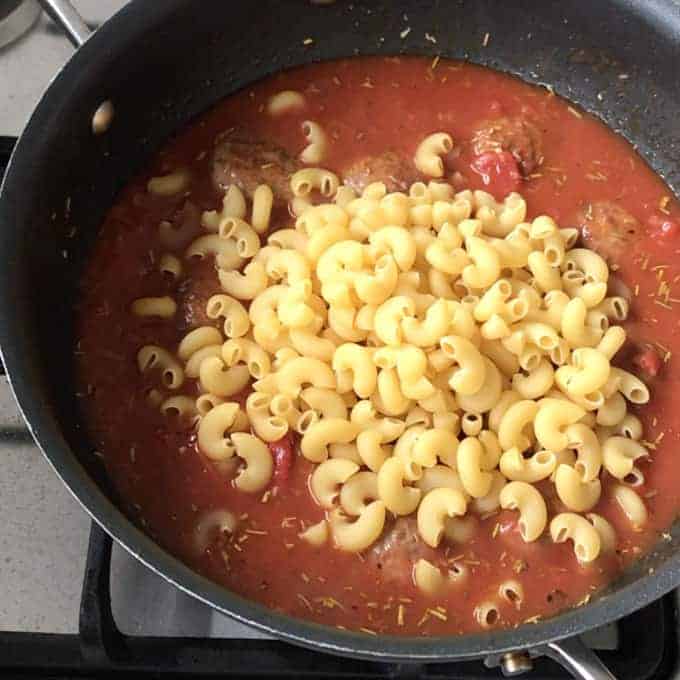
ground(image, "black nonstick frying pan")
xmin=1 ymin=0 xmax=679 ymax=676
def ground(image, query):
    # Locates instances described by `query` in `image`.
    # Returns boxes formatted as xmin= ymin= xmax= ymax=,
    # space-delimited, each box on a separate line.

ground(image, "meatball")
xmin=212 ymin=129 xmax=300 ymax=201
xmin=471 ymin=116 xmax=544 ymax=177
xmin=176 ymin=259 xmax=221 ymax=330
xmin=342 ymin=151 xmax=420 ymax=194
xmin=573 ymin=201 xmax=640 ymax=261
xmin=367 ymin=517 xmax=431 ymax=588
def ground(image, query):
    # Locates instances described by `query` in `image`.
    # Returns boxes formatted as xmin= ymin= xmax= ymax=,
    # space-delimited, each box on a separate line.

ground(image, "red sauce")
xmin=269 ymin=433 xmax=296 ymax=486
xmin=469 ymin=151 xmax=522 ymax=199
xmin=75 ymin=57 xmax=680 ymax=636
xmin=649 ymin=213 xmax=680 ymax=240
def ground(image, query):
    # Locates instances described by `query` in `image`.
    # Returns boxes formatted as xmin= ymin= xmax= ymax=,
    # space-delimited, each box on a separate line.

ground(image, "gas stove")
xmin=1 ymin=3 xmax=680 ymax=678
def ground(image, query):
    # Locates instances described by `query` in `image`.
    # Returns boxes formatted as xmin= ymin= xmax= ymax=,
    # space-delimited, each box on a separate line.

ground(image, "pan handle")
xmin=539 ymin=637 xmax=618 ymax=680
xmin=37 ymin=0 xmax=91 ymax=48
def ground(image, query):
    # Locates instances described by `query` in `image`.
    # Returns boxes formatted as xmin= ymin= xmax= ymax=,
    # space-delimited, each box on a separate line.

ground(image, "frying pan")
xmin=1 ymin=0 xmax=679 ymax=676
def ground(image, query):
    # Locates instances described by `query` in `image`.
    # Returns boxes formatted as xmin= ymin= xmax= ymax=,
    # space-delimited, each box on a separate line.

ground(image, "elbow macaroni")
xmin=499 ymin=481 xmax=547 ymax=542
xmin=138 ymin=172 xmax=654 ymax=571
xmin=414 ymin=132 xmax=454 ymax=177
xmin=550 ymin=513 xmax=601 ymax=563
xmin=300 ymin=120 xmax=327 ymax=164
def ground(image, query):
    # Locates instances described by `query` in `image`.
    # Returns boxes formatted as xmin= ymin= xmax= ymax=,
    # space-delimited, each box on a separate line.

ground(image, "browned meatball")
xmin=342 ymin=151 xmax=420 ymax=194
xmin=176 ymin=259 xmax=221 ymax=330
xmin=211 ymin=129 xmax=300 ymax=201
xmin=574 ymin=201 xmax=640 ymax=261
xmin=471 ymin=116 xmax=544 ymax=176
xmin=367 ymin=517 xmax=432 ymax=588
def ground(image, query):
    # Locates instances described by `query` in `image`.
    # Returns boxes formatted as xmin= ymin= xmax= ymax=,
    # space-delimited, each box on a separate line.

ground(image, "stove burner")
xmin=0 ymin=0 xmax=40 ymax=49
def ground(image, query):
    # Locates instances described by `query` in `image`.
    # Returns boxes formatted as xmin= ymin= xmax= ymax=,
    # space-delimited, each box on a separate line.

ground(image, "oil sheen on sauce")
xmin=75 ymin=57 xmax=680 ymax=636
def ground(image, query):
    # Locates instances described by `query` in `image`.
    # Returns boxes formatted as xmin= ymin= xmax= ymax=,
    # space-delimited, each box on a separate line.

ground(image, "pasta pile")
xmin=135 ymin=163 xmax=652 ymax=596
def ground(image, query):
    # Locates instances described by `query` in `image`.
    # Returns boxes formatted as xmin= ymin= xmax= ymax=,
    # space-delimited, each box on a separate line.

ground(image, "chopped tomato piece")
xmin=634 ymin=347 xmax=662 ymax=377
xmin=470 ymin=151 xmax=521 ymax=199
xmin=649 ymin=213 xmax=680 ymax=239
xmin=268 ymin=433 xmax=296 ymax=485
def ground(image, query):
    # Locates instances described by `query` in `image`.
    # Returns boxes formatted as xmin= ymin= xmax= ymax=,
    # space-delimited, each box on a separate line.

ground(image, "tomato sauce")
xmin=75 ymin=57 xmax=680 ymax=636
